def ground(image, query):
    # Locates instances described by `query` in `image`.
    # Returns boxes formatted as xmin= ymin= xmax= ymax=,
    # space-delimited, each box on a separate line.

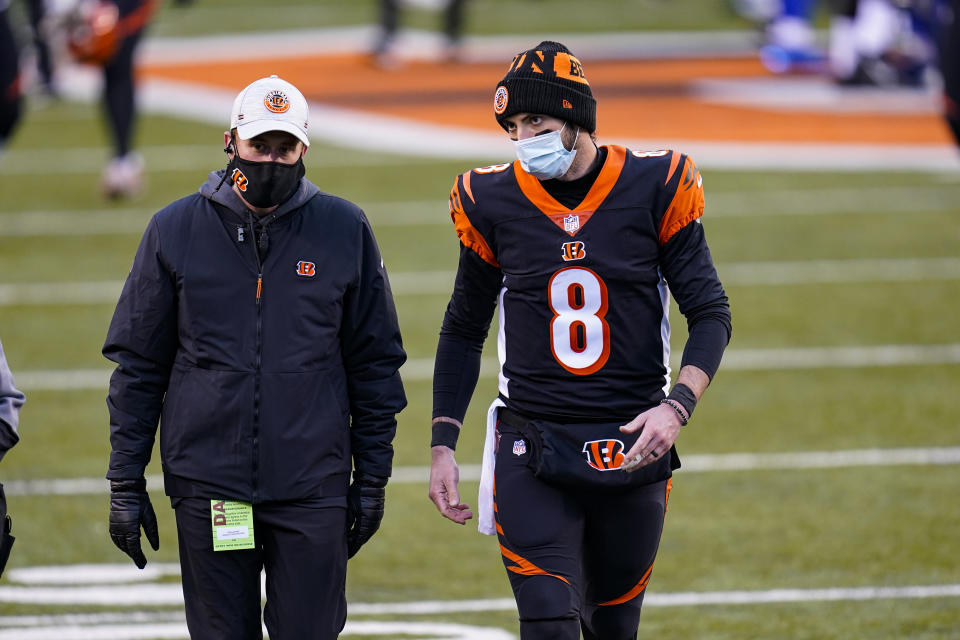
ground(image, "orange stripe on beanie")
xmin=493 ymin=41 xmax=597 ymax=133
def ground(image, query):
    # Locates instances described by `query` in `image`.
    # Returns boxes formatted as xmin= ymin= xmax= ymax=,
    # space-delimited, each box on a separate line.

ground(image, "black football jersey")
xmin=447 ymin=145 xmax=709 ymax=422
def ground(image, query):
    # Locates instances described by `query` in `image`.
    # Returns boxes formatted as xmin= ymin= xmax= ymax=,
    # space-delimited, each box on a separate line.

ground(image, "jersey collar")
xmin=513 ymin=145 xmax=626 ymax=237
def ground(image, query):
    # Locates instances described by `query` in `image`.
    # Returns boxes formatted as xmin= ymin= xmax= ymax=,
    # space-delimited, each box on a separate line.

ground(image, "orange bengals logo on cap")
xmin=264 ymin=90 xmax=290 ymax=114
xmin=582 ymin=439 xmax=626 ymax=471
xmin=494 ymin=86 xmax=509 ymax=115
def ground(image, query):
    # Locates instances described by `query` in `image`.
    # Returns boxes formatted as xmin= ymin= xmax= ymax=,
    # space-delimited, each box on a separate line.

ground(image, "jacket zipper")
xmin=249 ymin=216 xmax=263 ymax=503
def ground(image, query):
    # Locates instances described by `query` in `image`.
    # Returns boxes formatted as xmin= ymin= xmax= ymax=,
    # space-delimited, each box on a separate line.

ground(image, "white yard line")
xmin=11 ymin=342 xmax=960 ymax=393
xmin=1 ymin=584 xmax=957 ymax=638
xmin=0 ymin=577 xmax=956 ymax=609
xmin=2 ymin=184 xmax=957 ymax=236
xmin=7 ymin=447 xmax=960 ymax=497
xmin=716 ymin=257 xmax=960 ymax=285
xmin=0 ymin=146 xmax=452 ymax=176
xmin=3 ymin=256 xmax=960 ymax=307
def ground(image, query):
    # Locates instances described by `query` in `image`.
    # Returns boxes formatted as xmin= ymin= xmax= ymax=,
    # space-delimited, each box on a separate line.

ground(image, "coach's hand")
xmin=109 ymin=479 xmax=159 ymax=569
xmin=619 ymin=404 xmax=683 ymax=473
xmin=346 ymin=473 xmax=388 ymax=558
xmin=429 ymin=446 xmax=473 ymax=525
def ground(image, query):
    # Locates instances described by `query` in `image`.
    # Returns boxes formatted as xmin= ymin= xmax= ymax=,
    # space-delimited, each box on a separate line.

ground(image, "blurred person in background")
xmin=25 ymin=0 xmax=57 ymax=98
xmin=0 ymin=0 xmax=23 ymax=157
xmin=0 ymin=337 xmax=24 ymax=578
xmin=428 ymin=41 xmax=731 ymax=640
xmin=828 ymin=0 xmax=934 ymax=86
xmin=372 ymin=0 xmax=468 ymax=66
xmin=64 ymin=0 xmax=158 ymax=198
xmin=749 ymin=0 xmax=938 ymax=85
xmin=936 ymin=0 xmax=959 ymax=144
xmin=103 ymin=75 xmax=406 ymax=639
xmin=759 ymin=0 xmax=827 ymax=73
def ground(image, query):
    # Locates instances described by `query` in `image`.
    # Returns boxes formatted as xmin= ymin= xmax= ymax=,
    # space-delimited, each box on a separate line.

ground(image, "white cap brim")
xmin=236 ymin=119 xmax=310 ymax=148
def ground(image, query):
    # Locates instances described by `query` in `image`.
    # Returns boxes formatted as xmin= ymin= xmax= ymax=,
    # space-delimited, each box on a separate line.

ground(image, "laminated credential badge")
xmin=211 ymin=500 xmax=255 ymax=551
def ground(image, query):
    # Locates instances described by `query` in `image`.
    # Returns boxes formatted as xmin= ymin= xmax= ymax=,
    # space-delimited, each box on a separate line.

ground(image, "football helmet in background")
xmin=64 ymin=0 xmax=120 ymax=65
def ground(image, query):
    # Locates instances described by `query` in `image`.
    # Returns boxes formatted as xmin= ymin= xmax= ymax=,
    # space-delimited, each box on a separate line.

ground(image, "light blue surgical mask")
xmin=513 ymin=124 xmax=580 ymax=180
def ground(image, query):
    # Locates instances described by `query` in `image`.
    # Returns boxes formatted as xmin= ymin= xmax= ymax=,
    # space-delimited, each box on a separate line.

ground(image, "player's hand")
xmin=428 ymin=446 xmax=473 ymax=525
xmin=619 ymin=404 xmax=683 ymax=473
xmin=109 ymin=479 xmax=159 ymax=569
xmin=346 ymin=473 xmax=388 ymax=558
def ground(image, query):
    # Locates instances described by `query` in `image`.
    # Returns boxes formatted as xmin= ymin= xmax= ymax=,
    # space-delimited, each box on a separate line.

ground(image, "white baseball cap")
xmin=229 ymin=75 xmax=310 ymax=147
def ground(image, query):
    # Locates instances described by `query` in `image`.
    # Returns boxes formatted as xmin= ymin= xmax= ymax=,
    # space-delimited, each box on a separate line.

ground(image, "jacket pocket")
xmin=256 ymin=367 xmax=351 ymax=500
xmin=160 ymin=364 xmax=255 ymax=497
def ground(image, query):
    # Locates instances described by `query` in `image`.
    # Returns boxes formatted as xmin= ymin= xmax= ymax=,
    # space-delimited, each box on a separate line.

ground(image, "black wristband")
xmin=431 ymin=420 xmax=461 ymax=450
xmin=667 ymin=383 xmax=697 ymax=420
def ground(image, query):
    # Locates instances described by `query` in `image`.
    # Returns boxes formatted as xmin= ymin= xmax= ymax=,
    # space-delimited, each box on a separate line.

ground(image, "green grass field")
xmin=1 ymin=3 xmax=960 ymax=634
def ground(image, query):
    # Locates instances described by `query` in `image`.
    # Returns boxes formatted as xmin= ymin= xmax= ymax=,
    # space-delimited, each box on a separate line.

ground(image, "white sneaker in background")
xmin=101 ymin=152 xmax=144 ymax=200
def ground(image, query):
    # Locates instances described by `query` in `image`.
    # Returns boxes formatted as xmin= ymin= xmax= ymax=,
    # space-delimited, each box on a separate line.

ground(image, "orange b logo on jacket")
xmin=582 ymin=439 xmax=626 ymax=471
xmin=296 ymin=261 xmax=316 ymax=277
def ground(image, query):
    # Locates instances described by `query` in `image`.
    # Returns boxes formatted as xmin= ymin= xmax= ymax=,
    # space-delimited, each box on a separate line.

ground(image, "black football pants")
xmin=495 ymin=424 xmax=670 ymax=640
xmin=0 ymin=8 xmax=21 ymax=146
xmin=173 ymin=497 xmax=348 ymax=640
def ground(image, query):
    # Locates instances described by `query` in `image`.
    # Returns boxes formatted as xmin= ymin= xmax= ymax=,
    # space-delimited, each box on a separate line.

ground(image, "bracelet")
xmin=659 ymin=398 xmax=689 ymax=426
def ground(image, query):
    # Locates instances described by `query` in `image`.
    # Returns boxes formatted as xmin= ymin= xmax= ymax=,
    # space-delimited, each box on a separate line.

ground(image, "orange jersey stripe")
xmin=664 ymin=150 xmax=682 ymax=185
xmin=659 ymin=156 xmax=704 ymax=245
xmin=461 ymin=170 xmax=475 ymax=204
xmin=449 ymin=174 xmax=498 ymax=267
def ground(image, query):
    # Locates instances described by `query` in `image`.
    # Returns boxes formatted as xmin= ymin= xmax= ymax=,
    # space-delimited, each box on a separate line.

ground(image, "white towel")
xmin=477 ymin=398 xmax=505 ymax=536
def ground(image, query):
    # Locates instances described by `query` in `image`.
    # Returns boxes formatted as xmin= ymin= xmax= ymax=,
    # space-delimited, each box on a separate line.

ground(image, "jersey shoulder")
xmin=620 ymin=147 xmax=704 ymax=245
xmin=447 ymin=163 xmax=519 ymax=268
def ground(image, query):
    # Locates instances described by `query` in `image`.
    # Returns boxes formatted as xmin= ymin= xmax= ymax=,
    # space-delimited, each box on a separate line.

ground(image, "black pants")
xmin=102 ymin=0 xmax=155 ymax=157
xmin=494 ymin=423 xmax=670 ymax=640
xmin=377 ymin=0 xmax=467 ymax=46
xmin=173 ymin=498 xmax=348 ymax=640
xmin=0 ymin=7 xmax=21 ymax=146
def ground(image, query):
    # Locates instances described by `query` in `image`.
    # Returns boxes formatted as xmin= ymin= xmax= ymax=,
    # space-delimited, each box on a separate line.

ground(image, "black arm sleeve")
xmin=102 ymin=219 xmax=178 ymax=480
xmin=432 ymin=244 xmax=502 ymax=438
xmin=660 ymin=221 xmax=732 ymax=380
xmin=341 ymin=216 xmax=408 ymax=479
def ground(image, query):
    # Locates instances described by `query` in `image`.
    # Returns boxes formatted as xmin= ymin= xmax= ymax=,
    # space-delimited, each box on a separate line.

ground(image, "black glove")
xmin=346 ymin=473 xmax=387 ymax=558
xmin=0 ymin=483 xmax=13 ymax=578
xmin=109 ymin=478 xmax=159 ymax=569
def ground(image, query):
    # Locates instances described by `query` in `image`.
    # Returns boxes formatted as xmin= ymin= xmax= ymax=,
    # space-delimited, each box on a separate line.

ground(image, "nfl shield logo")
xmin=563 ymin=215 xmax=580 ymax=232
xmin=512 ymin=440 xmax=527 ymax=456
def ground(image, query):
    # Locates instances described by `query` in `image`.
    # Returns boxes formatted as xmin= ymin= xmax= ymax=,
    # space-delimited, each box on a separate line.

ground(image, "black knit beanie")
xmin=493 ymin=41 xmax=596 ymax=133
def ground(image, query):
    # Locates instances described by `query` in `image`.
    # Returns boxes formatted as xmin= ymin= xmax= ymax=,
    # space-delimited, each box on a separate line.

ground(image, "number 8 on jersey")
xmin=548 ymin=266 xmax=610 ymax=375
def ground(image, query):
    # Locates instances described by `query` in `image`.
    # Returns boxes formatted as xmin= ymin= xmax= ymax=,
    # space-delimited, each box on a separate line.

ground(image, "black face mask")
xmin=224 ymin=143 xmax=305 ymax=209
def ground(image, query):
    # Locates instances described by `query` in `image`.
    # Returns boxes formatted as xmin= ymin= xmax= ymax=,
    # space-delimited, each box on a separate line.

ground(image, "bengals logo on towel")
xmin=582 ymin=439 xmax=626 ymax=471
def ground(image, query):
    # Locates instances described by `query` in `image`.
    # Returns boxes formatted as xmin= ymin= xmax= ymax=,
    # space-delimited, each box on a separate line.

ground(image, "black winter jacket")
xmin=104 ymin=171 xmax=407 ymax=503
